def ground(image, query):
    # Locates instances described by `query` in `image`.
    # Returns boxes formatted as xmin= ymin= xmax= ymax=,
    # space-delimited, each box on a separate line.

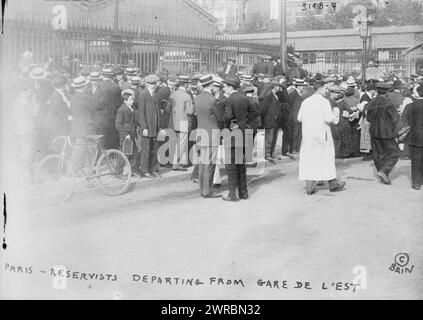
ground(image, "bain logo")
xmin=389 ymin=253 xmax=414 ymax=274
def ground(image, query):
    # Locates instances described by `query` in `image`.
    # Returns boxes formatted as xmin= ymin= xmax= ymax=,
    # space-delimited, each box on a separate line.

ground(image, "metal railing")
xmin=0 ymin=18 xmax=280 ymax=75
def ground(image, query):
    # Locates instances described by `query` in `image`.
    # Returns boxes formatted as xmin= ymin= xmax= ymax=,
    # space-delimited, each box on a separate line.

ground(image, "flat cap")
xmin=144 ymin=74 xmax=160 ymax=83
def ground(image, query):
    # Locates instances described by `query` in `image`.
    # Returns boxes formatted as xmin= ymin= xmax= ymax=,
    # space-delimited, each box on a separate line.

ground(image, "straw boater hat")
xmin=29 ymin=67 xmax=48 ymax=80
xmin=212 ymin=75 xmax=224 ymax=87
xmin=242 ymin=84 xmax=255 ymax=93
xmin=22 ymin=51 xmax=34 ymax=62
xmin=130 ymin=76 xmax=141 ymax=85
xmin=100 ymin=68 xmax=114 ymax=78
xmin=346 ymin=77 xmax=356 ymax=87
xmin=71 ymin=76 xmax=89 ymax=88
xmin=124 ymin=67 xmax=136 ymax=76
xmin=88 ymin=71 xmax=101 ymax=81
xmin=121 ymin=89 xmax=135 ymax=97
xmin=177 ymin=75 xmax=190 ymax=84
xmin=199 ymin=74 xmax=214 ymax=86
xmin=292 ymin=78 xmax=307 ymax=86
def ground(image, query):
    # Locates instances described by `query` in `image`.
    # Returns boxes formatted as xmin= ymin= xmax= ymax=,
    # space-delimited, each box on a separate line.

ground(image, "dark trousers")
xmin=290 ymin=121 xmax=302 ymax=153
xmin=280 ymin=119 xmax=291 ymax=155
xmin=410 ymin=145 xmax=423 ymax=187
xmin=119 ymin=132 xmax=138 ymax=171
xmin=226 ymin=148 xmax=248 ymax=199
xmin=139 ymin=136 xmax=159 ymax=175
xmin=198 ymin=146 xmax=217 ymax=196
xmin=371 ymin=138 xmax=401 ymax=175
xmin=265 ymin=127 xmax=278 ymax=158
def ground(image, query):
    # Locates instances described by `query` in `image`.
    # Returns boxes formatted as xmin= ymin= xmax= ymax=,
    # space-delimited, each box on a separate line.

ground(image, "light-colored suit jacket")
xmin=170 ymin=88 xmax=194 ymax=132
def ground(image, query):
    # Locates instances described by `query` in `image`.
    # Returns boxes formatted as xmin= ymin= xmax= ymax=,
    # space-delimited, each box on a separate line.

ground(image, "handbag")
xmin=123 ymin=135 xmax=134 ymax=156
xmin=395 ymin=126 xmax=411 ymax=144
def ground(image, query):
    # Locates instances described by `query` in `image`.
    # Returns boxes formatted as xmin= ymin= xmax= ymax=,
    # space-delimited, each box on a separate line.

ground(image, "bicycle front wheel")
xmin=35 ymin=155 xmax=75 ymax=205
xmin=95 ymin=149 xmax=132 ymax=196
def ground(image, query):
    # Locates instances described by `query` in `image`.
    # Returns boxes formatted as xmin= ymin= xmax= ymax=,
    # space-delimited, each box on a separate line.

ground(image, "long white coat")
xmin=298 ymin=93 xmax=337 ymax=181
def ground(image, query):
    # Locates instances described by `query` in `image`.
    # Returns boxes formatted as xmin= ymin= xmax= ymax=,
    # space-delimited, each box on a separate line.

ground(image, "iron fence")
xmin=0 ymin=18 xmax=280 ymax=75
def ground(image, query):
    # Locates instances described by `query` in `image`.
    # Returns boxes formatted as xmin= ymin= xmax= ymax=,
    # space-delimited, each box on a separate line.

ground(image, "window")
xmin=309 ymin=52 xmax=317 ymax=64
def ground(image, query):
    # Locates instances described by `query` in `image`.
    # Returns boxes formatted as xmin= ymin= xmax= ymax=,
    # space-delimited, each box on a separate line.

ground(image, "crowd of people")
xmin=9 ymin=50 xmax=423 ymax=202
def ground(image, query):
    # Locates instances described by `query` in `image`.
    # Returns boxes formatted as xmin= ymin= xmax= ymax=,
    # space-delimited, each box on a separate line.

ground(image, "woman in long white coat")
xmin=297 ymin=84 xmax=346 ymax=195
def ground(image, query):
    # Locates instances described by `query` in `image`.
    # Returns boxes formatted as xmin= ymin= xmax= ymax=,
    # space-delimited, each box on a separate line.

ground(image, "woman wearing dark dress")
xmin=329 ymin=86 xmax=353 ymax=158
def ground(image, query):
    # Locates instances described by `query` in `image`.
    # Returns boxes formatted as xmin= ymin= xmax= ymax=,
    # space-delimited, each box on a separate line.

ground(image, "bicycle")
xmin=35 ymin=135 xmax=132 ymax=205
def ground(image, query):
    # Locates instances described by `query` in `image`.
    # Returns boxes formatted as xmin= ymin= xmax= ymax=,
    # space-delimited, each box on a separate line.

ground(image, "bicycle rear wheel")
xmin=35 ymin=155 xmax=75 ymax=205
xmin=95 ymin=149 xmax=131 ymax=196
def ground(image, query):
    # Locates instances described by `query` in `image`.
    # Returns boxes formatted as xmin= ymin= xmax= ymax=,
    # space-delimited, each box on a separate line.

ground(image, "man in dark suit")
xmin=156 ymin=76 xmax=172 ymax=129
xmin=402 ymin=85 xmax=423 ymax=190
xmin=274 ymin=76 xmax=292 ymax=158
xmin=387 ymin=80 xmax=404 ymax=111
xmin=137 ymin=74 xmax=161 ymax=178
xmin=222 ymin=57 xmax=238 ymax=77
xmin=273 ymin=57 xmax=285 ymax=77
xmin=260 ymin=81 xmax=282 ymax=161
xmin=288 ymin=78 xmax=307 ymax=155
xmin=222 ymin=75 xmax=259 ymax=201
xmin=194 ymin=75 xmax=223 ymax=198
xmin=45 ymin=75 xmax=71 ymax=145
xmin=252 ymin=56 xmax=267 ymax=75
xmin=367 ymin=83 xmax=401 ymax=185
xmin=96 ymin=68 xmax=121 ymax=150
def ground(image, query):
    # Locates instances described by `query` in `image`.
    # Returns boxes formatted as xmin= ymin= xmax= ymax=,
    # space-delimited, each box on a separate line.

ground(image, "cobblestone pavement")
xmin=1 ymin=155 xmax=422 ymax=299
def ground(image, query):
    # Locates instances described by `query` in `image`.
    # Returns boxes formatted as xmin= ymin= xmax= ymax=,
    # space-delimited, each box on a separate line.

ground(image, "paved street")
xmin=1 ymin=153 xmax=422 ymax=299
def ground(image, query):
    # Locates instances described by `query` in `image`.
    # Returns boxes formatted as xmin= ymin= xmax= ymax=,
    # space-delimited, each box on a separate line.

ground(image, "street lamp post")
xmin=359 ymin=7 xmax=377 ymax=85
xmin=280 ymin=0 xmax=287 ymax=72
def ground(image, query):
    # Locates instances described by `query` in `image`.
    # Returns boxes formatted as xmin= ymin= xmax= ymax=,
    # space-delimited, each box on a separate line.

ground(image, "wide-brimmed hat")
xmin=121 ymin=88 xmax=135 ymax=97
xmin=70 ymin=76 xmax=89 ymax=88
xmin=88 ymin=71 xmax=101 ymax=81
xmin=29 ymin=67 xmax=48 ymax=80
xmin=292 ymin=78 xmax=307 ymax=86
xmin=144 ymin=74 xmax=160 ymax=84
xmin=199 ymin=74 xmax=214 ymax=86
xmin=227 ymin=57 xmax=236 ymax=62
xmin=223 ymin=75 xmax=240 ymax=88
